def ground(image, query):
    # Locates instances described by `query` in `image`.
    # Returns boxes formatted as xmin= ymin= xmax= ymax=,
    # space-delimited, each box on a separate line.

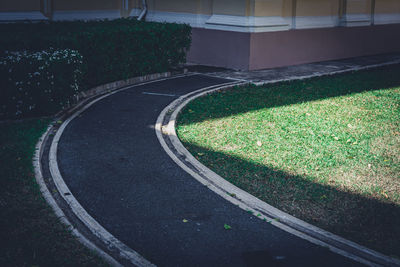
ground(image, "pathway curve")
xmin=44 ymin=73 xmax=367 ymax=266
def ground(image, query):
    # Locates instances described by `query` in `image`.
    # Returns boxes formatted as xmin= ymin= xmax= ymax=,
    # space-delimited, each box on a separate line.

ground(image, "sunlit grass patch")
xmin=177 ymin=65 xmax=400 ymax=257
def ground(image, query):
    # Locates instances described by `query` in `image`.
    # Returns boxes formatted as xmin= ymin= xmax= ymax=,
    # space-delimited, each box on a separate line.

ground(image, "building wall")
xmin=52 ymin=0 xmax=123 ymax=20
xmin=54 ymin=0 xmax=120 ymax=11
xmin=0 ymin=0 xmax=40 ymax=12
xmin=248 ymin=23 xmax=400 ymax=70
xmin=375 ymin=0 xmax=400 ymax=24
xmin=346 ymin=0 xmax=372 ymax=14
xmin=2 ymin=0 xmax=399 ymax=28
xmin=254 ymin=0 xmax=294 ymax=17
xmin=0 ymin=0 xmax=46 ymax=20
xmin=147 ymin=0 xmax=200 ymax=14
xmin=212 ymin=0 xmax=248 ymax=16
xmin=131 ymin=0 xmax=400 ymax=32
xmin=296 ymin=0 xmax=339 ymax=17
xmin=375 ymin=0 xmax=400 ymax=14
xmin=1 ymin=0 xmax=399 ymax=70
xmin=189 ymin=28 xmax=251 ymax=70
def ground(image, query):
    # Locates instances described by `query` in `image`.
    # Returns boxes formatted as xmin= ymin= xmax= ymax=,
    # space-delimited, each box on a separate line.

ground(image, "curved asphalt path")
xmin=57 ymin=74 xmax=362 ymax=266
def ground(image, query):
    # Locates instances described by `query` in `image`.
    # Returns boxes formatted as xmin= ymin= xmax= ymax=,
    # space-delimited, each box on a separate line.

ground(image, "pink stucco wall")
xmin=249 ymin=24 xmax=400 ymax=70
xmin=187 ymin=28 xmax=250 ymax=70
xmin=187 ymin=24 xmax=400 ymax=70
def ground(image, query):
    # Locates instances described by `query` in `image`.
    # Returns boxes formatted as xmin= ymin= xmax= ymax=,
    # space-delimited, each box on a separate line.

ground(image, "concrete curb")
xmin=155 ymin=75 xmax=400 ymax=266
xmin=48 ymin=93 xmax=156 ymax=267
xmin=34 ymin=72 xmax=195 ymax=266
xmin=33 ymin=63 xmax=400 ymax=266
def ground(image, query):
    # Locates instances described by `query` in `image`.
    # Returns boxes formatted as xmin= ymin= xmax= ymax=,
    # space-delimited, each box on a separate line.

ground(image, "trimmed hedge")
xmin=0 ymin=49 xmax=84 ymax=119
xmin=0 ymin=19 xmax=192 ymax=89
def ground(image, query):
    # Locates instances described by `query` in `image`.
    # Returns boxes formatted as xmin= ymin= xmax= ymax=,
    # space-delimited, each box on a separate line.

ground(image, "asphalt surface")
xmin=57 ymin=74 xmax=363 ymax=266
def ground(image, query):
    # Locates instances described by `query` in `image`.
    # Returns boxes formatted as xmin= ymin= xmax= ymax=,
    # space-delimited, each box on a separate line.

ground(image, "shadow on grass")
xmin=181 ymin=141 xmax=400 ymax=258
xmin=177 ymin=65 xmax=400 ymax=257
xmin=179 ymin=64 xmax=400 ymax=125
xmin=0 ymin=119 xmax=107 ymax=266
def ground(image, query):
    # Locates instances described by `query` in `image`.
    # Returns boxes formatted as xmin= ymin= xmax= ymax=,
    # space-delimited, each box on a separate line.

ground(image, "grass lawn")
xmin=177 ymin=65 xmax=400 ymax=258
xmin=0 ymin=119 xmax=106 ymax=266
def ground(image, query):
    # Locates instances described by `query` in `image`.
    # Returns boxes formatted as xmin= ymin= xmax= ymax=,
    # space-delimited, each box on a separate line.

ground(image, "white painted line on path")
xmin=142 ymin=92 xmax=179 ymax=97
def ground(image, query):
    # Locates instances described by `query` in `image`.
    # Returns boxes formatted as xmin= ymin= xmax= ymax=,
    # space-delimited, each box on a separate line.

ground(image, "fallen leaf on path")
xmin=224 ymin=224 xmax=232 ymax=230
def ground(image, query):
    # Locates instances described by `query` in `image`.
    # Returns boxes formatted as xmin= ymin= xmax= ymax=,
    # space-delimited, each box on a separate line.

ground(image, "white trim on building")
xmin=1 ymin=7 xmax=398 ymax=32
xmin=131 ymin=9 xmax=291 ymax=32
xmin=295 ymin=15 xmax=340 ymax=29
xmin=132 ymin=9 xmax=392 ymax=32
xmin=374 ymin=13 xmax=400 ymax=25
xmin=343 ymin=13 xmax=372 ymax=27
xmin=206 ymin=15 xmax=291 ymax=32
xmin=131 ymin=9 xmax=399 ymax=33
